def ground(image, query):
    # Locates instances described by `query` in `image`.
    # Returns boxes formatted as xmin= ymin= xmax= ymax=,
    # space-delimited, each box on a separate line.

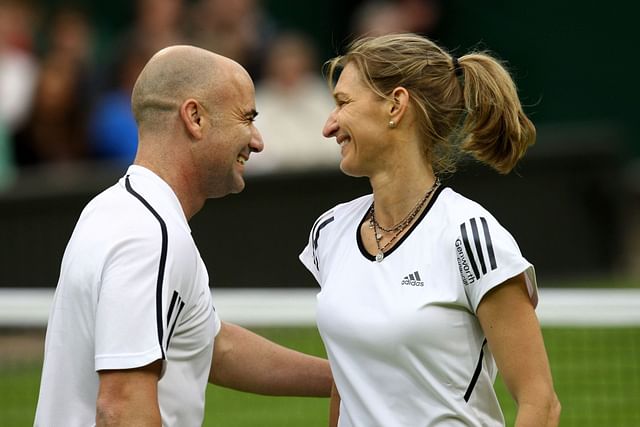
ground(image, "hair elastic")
xmin=452 ymin=56 xmax=464 ymax=78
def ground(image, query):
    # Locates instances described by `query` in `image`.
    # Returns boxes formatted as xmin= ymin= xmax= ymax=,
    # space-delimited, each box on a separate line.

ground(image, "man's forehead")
xmin=225 ymin=87 xmax=257 ymax=118
xmin=211 ymin=66 xmax=251 ymax=96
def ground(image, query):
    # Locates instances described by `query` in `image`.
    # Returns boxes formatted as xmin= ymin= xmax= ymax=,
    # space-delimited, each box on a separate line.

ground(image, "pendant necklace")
xmin=368 ymin=178 xmax=440 ymax=262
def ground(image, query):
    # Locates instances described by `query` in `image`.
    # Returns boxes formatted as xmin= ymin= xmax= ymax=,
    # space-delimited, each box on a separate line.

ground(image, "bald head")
xmin=131 ymin=45 xmax=244 ymax=131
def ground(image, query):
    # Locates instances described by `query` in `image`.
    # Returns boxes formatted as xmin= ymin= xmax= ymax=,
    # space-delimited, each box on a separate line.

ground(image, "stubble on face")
xmin=197 ymin=65 xmax=259 ymax=199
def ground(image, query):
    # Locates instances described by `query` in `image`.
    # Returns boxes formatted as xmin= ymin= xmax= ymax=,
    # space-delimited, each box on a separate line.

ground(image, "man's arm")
xmin=96 ymin=360 xmax=163 ymax=426
xmin=210 ymin=321 xmax=332 ymax=397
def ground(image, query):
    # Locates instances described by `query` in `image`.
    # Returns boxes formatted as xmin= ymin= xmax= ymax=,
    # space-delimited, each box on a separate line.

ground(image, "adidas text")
xmin=401 ymin=271 xmax=424 ymax=287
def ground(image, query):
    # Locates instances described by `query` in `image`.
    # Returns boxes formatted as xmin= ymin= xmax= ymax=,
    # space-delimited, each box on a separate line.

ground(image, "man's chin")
xmin=230 ymin=177 xmax=246 ymax=194
xmin=207 ymin=181 xmax=244 ymax=199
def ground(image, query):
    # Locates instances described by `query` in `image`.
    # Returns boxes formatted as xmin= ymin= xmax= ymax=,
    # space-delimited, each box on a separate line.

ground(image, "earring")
xmin=388 ymin=120 xmax=396 ymax=129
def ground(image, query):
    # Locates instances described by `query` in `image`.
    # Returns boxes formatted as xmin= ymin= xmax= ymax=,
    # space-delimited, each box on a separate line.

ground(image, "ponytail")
xmin=457 ymin=53 xmax=535 ymax=174
xmin=327 ymin=34 xmax=535 ymax=175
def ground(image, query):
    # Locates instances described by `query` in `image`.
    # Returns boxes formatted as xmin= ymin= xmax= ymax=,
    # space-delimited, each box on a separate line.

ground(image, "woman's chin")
xmin=339 ymin=160 xmax=364 ymax=178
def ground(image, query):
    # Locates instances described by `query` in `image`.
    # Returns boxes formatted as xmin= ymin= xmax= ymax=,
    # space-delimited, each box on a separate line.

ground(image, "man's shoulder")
xmin=78 ymin=181 xmax=166 ymax=236
xmin=83 ymin=181 xmax=139 ymax=215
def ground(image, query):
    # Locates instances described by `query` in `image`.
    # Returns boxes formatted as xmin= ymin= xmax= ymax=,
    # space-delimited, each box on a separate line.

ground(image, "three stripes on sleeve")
xmin=456 ymin=217 xmax=497 ymax=286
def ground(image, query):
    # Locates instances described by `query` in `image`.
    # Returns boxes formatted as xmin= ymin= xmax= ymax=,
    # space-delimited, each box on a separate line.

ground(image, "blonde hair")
xmin=325 ymin=33 xmax=535 ymax=174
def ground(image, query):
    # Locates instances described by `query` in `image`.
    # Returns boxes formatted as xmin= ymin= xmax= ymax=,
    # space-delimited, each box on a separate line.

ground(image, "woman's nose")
xmin=322 ymin=109 xmax=339 ymax=138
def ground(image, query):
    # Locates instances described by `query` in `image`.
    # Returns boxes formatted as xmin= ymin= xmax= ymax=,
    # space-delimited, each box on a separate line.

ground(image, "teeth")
xmin=237 ymin=157 xmax=246 ymax=165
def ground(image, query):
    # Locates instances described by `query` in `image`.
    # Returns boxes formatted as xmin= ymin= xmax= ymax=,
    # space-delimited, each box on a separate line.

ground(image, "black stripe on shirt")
xmin=480 ymin=217 xmax=497 ymax=270
xmin=460 ymin=223 xmax=480 ymax=280
xmin=167 ymin=299 xmax=185 ymax=348
xmin=312 ymin=216 xmax=334 ymax=269
xmin=310 ymin=211 xmax=333 ymax=239
xmin=166 ymin=290 xmax=181 ymax=348
xmin=125 ymin=175 xmax=168 ymax=360
xmin=464 ymin=338 xmax=487 ymax=402
xmin=470 ymin=218 xmax=487 ymax=275
xmin=313 ymin=217 xmax=335 ymax=250
xmin=167 ymin=290 xmax=179 ymax=325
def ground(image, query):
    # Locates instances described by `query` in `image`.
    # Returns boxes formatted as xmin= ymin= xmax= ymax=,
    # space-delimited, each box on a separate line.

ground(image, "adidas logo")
xmin=401 ymin=271 xmax=424 ymax=287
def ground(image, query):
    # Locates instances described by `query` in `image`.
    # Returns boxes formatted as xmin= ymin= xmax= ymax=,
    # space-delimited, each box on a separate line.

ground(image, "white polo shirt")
xmin=300 ymin=186 xmax=537 ymax=427
xmin=35 ymin=165 xmax=220 ymax=427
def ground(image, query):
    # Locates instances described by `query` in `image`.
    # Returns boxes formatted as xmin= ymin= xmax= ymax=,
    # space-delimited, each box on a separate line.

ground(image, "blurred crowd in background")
xmin=0 ymin=0 xmax=444 ymax=189
xmin=1 ymin=0 xmax=638 ymax=280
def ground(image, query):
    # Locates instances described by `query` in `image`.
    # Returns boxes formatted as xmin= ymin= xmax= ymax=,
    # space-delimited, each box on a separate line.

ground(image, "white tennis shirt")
xmin=300 ymin=186 xmax=537 ymax=427
xmin=35 ymin=165 xmax=220 ymax=426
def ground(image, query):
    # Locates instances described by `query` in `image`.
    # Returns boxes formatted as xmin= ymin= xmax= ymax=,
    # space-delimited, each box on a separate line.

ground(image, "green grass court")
xmin=1 ymin=326 xmax=639 ymax=426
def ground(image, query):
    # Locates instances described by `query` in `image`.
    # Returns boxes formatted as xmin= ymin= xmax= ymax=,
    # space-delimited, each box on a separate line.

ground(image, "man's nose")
xmin=250 ymin=125 xmax=264 ymax=153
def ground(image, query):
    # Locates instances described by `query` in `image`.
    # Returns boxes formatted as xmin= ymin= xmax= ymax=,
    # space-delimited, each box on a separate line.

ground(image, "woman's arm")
xmin=329 ymin=381 xmax=340 ymax=427
xmin=477 ymin=273 xmax=561 ymax=427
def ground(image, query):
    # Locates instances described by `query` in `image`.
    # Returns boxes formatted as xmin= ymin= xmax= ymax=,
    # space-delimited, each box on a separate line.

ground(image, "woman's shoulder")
xmin=435 ymin=187 xmax=516 ymax=248
xmin=335 ymin=193 xmax=373 ymax=213
xmin=307 ymin=194 xmax=372 ymax=238
xmin=437 ymin=187 xmax=494 ymax=221
xmin=314 ymin=194 xmax=372 ymax=221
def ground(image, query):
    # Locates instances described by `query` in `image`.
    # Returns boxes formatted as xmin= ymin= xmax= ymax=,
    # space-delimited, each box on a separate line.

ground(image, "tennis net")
xmin=1 ymin=287 xmax=639 ymax=426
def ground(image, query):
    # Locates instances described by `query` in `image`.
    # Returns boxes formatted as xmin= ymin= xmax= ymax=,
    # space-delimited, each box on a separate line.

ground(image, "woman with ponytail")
xmin=300 ymin=33 xmax=560 ymax=426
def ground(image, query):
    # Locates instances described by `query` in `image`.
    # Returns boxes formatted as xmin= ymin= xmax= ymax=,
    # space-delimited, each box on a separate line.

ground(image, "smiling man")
xmin=34 ymin=45 xmax=332 ymax=427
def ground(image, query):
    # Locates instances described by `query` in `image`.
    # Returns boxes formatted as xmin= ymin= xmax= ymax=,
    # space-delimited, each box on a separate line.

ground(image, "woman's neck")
xmin=369 ymin=168 xmax=438 ymax=228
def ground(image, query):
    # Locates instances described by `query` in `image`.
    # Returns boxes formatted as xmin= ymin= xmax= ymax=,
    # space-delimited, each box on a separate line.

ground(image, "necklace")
xmin=368 ymin=177 xmax=440 ymax=262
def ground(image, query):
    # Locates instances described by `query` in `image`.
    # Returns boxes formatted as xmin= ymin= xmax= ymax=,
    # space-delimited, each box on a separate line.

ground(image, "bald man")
xmin=34 ymin=46 xmax=332 ymax=426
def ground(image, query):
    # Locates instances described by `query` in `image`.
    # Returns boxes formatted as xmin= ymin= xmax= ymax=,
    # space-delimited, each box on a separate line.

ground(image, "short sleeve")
xmin=454 ymin=215 xmax=538 ymax=312
xmin=94 ymin=232 xmax=167 ymax=371
xmin=299 ymin=210 xmax=335 ymax=286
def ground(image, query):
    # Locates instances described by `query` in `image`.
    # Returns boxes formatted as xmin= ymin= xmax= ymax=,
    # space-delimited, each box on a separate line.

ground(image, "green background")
xmin=3 ymin=325 xmax=639 ymax=426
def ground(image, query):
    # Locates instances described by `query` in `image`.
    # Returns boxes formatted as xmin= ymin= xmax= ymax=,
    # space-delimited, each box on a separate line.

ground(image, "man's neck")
xmin=132 ymin=158 xmax=204 ymax=221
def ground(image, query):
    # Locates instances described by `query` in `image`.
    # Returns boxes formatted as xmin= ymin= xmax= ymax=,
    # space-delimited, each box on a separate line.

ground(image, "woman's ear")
xmin=180 ymin=99 xmax=204 ymax=140
xmin=389 ymin=86 xmax=410 ymax=125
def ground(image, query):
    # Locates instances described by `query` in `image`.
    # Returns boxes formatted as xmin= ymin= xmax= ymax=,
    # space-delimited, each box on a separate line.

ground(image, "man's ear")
xmin=388 ymin=86 xmax=410 ymax=125
xmin=180 ymin=99 xmax=204 ymax=140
